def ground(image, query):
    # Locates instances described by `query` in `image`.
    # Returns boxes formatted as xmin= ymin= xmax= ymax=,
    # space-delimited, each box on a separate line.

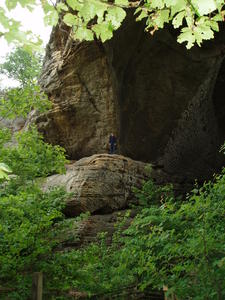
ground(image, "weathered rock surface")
xmin=0 ymin=117 xmax=25 ymax=132
xmin=37 ymin=33 xmax=118 ymax=159
xmin=43 ymin=154 xmax=149 ymax=217
xmin=60 ymin=210 xmax=135 ymax=248
xmin=38 ymin=15 xmax=225 ymax=184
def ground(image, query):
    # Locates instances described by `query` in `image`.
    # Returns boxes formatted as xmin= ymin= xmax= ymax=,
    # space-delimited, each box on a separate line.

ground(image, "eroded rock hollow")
xmin=39 ymin=14 xmax=225 ymax=185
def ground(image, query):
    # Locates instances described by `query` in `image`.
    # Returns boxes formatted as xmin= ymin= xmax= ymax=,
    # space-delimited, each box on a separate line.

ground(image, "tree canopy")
xmin=0 ymin=48 xmax=51 ymax=118
xmin=0 ymin=0 xmax=224 ymax=49
xmin=0 ymin=47 xmax=42 ymax=86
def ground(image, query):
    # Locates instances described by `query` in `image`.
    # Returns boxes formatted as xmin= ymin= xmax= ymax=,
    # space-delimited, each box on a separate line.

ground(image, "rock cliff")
xmin=38 ymin=14 xmax=225 ymax=184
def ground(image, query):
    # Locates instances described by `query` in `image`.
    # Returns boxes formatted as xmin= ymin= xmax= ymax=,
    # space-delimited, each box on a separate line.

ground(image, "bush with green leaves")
xmin=40 ymin=214 xmax=135 ymax=299
xmin=0 ymin=183 xmax=72 ymax=300
xmin=0 ymin=126 xmax=67 ymax=180
xmin=0 ymin=125 xmax=71 ymax=299
xmin=121 ymin=169 xmax=225 ymax=299
xmin=0 ymin=37 xmax=74 ymax=300
xmin=1 ymin=134 xmax=223 ymax=299
xmin=0 ymin=94 xmax=70 ymax=299
xmin=45 ymin=162 xmax=225 ymax=299
xmin=133 ymin=175 xmax=174 ymax=207
xmin=0 ymin=85 xmax=51 ymax=119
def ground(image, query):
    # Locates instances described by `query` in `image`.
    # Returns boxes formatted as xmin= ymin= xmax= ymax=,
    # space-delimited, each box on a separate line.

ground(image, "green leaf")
xmin=0 ymin=8 xmax=10 ymax=29
xmin=0 ymin=163 xmax=12 ymax=180
xmin=177 ymin=27 xmax=195 ymax=49
xmin=46 ymin=9 xmax=59 ymax=26
xmin=93 ymin=22 xmax=113 ymax=42
xmin=212 ymin=13 xmax=223 ymax=21
xmin=73 ymin=27 xmax=94 ymax=41
xmin=41 ymin=0 xmax=54 ymax=14
xmin=209 ymin=20 xmax=219 ymax=32
xmin=93 ymin=1 xmax=107 ymax=22
xmin=18 ymin=0 xmax=36 ymax=8
xmin=80 ymin=1 xmax=100 ymax=22
xmin=0 ymin=170 xmax=9 ymax=179
xmin=164 ymin=0 xmax=178 ymax=7
xmin=185 ymin=14 xmax=194 ymax=28
xmin=57 ymin=2 xmax=69 ymax=12
xmin=135 ymin=8 xmax=148 ymax=22
xmin=150 ymin=0 xmax=164 ymax=9
xmin=115 ymin=0 xmax=129 ymax=6
xmin=63 ymin=13 xmax=78 ymax=27
xmin=5 ymin=0 xmax=17 ymax=10
xmin=192 ymin=0 xmax=217 ymax=15
xmin=156 ymin=9 xmax=170 ymax=28
xmin=79 ymin=0 xmax=107 ymax=23
xmin=195 ymin=24 xmax=214 ymax=40
xmin=170 ymin=0 xmax=186 ymax=17
xmin=66 ymin=0 xmax=83 ymax=11
xmin=0 ymin=163 xmax=12 ymax=173
xmin=172 ymin=10 xmax=185 ymax=28
xmin=106 ymin=6 xmax=126 ymax=29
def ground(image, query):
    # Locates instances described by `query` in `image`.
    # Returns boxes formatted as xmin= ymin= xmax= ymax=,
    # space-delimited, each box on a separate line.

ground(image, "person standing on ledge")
xmin=109 ymin=133 xmax=117 ymax=154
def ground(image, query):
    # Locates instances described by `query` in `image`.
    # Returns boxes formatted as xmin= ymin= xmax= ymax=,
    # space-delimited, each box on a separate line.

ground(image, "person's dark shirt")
xmin=109 ymin=135 xmax=116 ymax=145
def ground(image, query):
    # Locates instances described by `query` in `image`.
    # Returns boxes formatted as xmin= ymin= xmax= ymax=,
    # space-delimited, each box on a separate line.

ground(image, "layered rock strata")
xmin=43 ymin=154 xmax=149 ymax=217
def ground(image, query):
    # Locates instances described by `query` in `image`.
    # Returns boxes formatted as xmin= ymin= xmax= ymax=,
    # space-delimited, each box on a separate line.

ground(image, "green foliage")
xmin=0 ymin=162 xmax=12 ymax=180
xmin=0 ymin=127 xmax=67 ymax=180
xmin=61 ymin=0 xmax=225 ymax=48
xmin=122 ymin=172 xmax=225 ymax=299
xmin=0 ymin=31 xmax=73 ymax=300
xmin=0 ymin=1 xmax=42 ymax=51
xmin=41 ymin=213 xmax=134 ymax=298
xmin=114 ymin=170 xmax=224 ymax=299
xmin=0 ymin=85 xmax=51 ymax=118
xmin=43 ymin=167 xmax=225 ymax=299
xmin=0 ymin=127 xmax=11 ymax=146
xmin=1 ymin=127 xmax=223 ymax=299
xmin=0 ymin=108 xmax=69 ymax=299
xmin=0 ymin=111 xmax=69 ymax=299
xmin=1 ymin=1 xmax=225 ymax=49
xmin=220 ymin=142 xmax=225 ymax=155
xmin=0 ymin=183 xmax=71 ymax=299
xmin=133 ymin=178 xmax=174 ymax=206
xmin=0 ymin=47 xmax=51 ymax=118
xmin=0 ymin=48 xmax=42 ymax=86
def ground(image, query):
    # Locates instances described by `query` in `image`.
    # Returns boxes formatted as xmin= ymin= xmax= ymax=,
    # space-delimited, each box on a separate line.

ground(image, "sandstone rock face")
xmin=38 ymin=31 xmax=119 ymax=159
xmin=39 ymin=16 xmax=225 ymax=183
xmin=43 ymin=154 xmax=149 ymax=217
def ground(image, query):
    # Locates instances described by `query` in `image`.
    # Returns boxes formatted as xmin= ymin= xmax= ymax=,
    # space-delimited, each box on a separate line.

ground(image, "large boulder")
xmin=43 ymin=154 xmax=149 ymax=217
